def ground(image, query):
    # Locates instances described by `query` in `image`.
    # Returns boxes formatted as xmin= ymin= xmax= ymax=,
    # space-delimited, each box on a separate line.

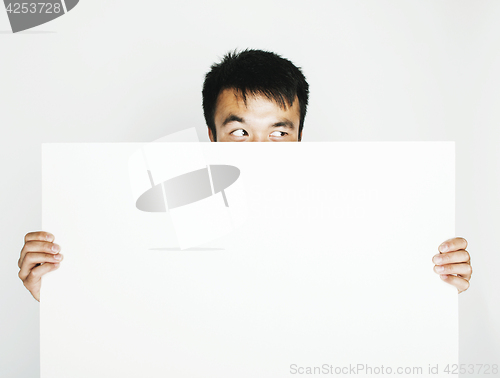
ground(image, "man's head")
xmin=202 ymin=49 xmax=309 ymax=142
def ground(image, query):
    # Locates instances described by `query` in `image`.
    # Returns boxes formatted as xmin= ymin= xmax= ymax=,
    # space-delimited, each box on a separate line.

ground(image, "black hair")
xmin=202 ymin=49 xmax=309 ymax=141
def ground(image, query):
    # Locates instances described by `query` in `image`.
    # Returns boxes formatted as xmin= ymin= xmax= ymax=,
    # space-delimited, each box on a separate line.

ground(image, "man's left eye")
xmin=270 ymin=131 xmax=287 ymax=137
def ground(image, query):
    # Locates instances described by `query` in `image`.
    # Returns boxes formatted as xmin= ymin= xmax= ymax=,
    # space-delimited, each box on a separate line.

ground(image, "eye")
xmin=270 ymin=131 xmax=287 ymax=137
xmin=231 ymin=129 xmax=248 ymax=137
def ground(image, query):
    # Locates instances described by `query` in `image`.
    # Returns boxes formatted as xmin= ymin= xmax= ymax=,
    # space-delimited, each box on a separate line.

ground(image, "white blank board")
xmin=41 ymin=142 xmax=457 ymax=378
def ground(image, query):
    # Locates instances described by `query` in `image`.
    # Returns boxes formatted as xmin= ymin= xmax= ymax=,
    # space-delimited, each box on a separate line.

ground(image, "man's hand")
xmin=433 ymin=237 xmax=471 ymax=293
xmin=18 ymin=231 xmax=63 ymax=302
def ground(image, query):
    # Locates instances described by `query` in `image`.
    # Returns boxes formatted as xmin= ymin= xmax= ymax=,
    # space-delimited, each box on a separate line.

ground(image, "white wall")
xmin=1 ymin=1 xmax=499 ymax=377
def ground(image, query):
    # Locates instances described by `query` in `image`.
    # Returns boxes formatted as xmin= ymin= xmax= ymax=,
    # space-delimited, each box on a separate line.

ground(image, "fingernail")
xmin=440 ymin=274 xmax=448 ymax=280
xmin=51 ymin=244 xmax=59 ymax=252
xmin=433 ymin=255 xmax=443 ymax=264
xmin=54 ymin=254 xmax=62 ymax=261
xmin=439 ymin=243 xmax=448 ymax=253
xmin=435 ymin=266 xmax=445 ymax=273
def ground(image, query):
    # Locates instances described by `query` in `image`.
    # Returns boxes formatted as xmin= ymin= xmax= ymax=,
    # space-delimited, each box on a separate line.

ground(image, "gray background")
xmin=0 ymin=0 xmax=498 ymax=377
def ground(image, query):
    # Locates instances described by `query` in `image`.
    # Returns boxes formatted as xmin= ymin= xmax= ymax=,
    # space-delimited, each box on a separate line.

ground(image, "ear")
xmin=208 ymin=128 xmax=215 ymax=142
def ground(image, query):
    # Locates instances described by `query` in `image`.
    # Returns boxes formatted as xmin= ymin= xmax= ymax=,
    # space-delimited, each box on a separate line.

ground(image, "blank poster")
xmin=41 ymin=142 xmax=457 ymax=378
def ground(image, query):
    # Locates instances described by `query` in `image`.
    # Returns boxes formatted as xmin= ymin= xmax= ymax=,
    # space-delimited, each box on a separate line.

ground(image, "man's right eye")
xmin=231 ymin=129 xmax=248 ymax=137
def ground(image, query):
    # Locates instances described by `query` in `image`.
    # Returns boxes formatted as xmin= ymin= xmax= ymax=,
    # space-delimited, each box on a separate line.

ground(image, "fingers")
xmin=432 ymin=249 xmax=470 ymax=265
xmin=23 ymin=262 xmax=61 ymax=302
xmin=434 ymin=262 xmax=472 ymax=277
xmin=18 ymin=231 xmax=62 ymax=302
xmin=435 ymin=237 xmax=472 ymax=293
xmin=25 ymin=231 xmax=54 ymax=243
xmin=439 ymin=237 xmax=467 ymax=253
xmin=18 ymin=253 xmax=64 ymax=281
xmin=439 ymin=274 xmax=470 ymax=294
xmin=19 ymin=240 xmax=60 ymax=269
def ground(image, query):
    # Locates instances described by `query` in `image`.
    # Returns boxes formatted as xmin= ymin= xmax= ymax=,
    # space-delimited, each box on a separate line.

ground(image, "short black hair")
xmin=202 ymin=49 xmax=309 ymax=141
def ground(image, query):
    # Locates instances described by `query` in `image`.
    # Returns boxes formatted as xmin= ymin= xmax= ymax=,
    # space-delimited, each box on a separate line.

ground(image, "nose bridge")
xmin=249 ymin=130 xmax=269 ymax=142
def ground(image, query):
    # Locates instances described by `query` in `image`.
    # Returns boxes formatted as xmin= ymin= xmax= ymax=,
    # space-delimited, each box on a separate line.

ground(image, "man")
xmin=202 ymin=49 xmax=308 ymax=142
xmin=18 ymin=49 xmax=472 ymax=301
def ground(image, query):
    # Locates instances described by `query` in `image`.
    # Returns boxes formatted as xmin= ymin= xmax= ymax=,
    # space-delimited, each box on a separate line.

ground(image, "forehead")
xmin=214 ymin=88 xmax=300 ymax=122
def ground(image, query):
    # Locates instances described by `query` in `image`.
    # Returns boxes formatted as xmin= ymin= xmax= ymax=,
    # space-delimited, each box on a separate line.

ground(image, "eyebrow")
xmin=271 ymin=120 xmax=295 ymax=129
xmin=221 ymin=114 xmax=295 ymax=129
xmin=221 ymin=114 xmax=245 ymax=127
